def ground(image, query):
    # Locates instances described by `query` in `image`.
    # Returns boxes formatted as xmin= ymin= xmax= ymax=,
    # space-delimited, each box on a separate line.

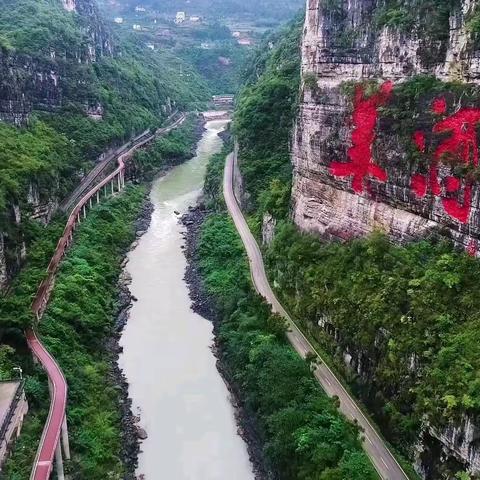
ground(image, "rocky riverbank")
xmin=110 ymin=115 xmax=208 ymax=479
xmin=107 ymin=199 xmax=154 ymax=480
xmin=181 ymin=203 xmax=274 ymax=480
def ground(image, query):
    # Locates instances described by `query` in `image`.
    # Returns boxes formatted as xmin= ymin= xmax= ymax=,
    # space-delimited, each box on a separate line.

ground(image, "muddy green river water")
xmin=119 ymin=120 xmax=255 ymax=480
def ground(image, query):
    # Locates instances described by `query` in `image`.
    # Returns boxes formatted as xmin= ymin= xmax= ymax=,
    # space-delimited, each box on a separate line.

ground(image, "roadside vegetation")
xmin=133 ymin=115 xmax=200 ymax=179
xmin=232 ymin=10 xmax=479 ymax=479
xmin=197 ymin=211 xmax=378 ymax=480
xmin=4 ymin=186 xmax=145 ymax=479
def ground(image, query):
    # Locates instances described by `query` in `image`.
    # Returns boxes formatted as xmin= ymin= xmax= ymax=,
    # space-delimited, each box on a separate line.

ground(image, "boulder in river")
xmin=137 ymin=426 xmax=148 ymax=440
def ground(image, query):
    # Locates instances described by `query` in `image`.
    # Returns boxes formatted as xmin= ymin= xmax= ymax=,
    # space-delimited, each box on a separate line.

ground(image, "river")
xmin=119 ymin=119 xmax=255 ymax=480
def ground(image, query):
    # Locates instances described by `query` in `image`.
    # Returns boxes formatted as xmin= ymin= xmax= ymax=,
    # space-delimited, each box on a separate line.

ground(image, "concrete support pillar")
xmin=89 ymin=198 xmax=93 ymax=208
xmin=55 ymin=441 xmax=65 ymax=480
xmin=104 ymin=185 xmax=107 ymax=197
xmin=117 ymin=174 xmax=121 ymax=191
xmin=97 ymin=191 xmax=100 ymax=204
xmin=82 ymin=205 xmax=86 ymax=219
xmin=111 ymin=181 xmax=114 ymax=194
xmin=77 ymin=213 xmax=81 ymax=224
xmin=62 ymin=416 xmax=71 ymax=461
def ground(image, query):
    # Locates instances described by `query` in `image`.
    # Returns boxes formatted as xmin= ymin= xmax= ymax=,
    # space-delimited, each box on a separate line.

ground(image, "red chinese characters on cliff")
xmin=329 ymin=82 xmax=480 ymax=225
xmin=411 ymin=100 xmax=480 ymax=223
xmin=329 ymin=81 xmax=393 ymax=193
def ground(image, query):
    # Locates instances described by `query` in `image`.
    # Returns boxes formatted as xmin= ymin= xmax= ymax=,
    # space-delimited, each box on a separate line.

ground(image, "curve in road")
xmin=223 ymin=149 xmax=410 ymax=480
xmin=26 ymin=114 xmax=187 ymax=480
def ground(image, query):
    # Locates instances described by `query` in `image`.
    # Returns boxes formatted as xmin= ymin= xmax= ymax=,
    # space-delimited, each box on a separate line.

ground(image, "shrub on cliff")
xmin=265 ymin=222 xmax=480 ymax=456
xmin=234 ymin=17 xmax=302 ymax=212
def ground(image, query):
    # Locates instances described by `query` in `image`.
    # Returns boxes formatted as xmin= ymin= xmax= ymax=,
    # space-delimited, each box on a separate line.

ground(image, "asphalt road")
xmin=223 ymin=150 xmax=410 ymax=480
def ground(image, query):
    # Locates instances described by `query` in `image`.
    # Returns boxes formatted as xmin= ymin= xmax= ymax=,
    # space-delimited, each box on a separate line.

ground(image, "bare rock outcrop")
xmin=293 ymin=0 xmax=480 ymax=253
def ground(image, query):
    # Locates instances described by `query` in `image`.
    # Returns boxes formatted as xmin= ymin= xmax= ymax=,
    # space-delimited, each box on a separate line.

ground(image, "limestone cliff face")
xmin=0 ymin=0 xmax=114 ymax=288
xmin=0 ymin=53 xmax=62 ymax=125
xmin=62 ymin=0 xmax=113 ymax=61
xmin=292 ymin=0 xmax=480 ymax=476
xmin=293 ymin=0 xmax=480 ymax=252
xmin=0 ymin=0 xmax=112 ymax=125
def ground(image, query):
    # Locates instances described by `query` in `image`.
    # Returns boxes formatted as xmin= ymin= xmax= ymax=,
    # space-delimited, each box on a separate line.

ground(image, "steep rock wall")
xmin=292 ymin=0 xmax=480 ymax=476
xmin=0 ymin=53 xmax=62 ymax=126
xmin=0 ymin=0 xmax=112 ymax=125
xmin=293 ymin=0 xmax=480 ymax=252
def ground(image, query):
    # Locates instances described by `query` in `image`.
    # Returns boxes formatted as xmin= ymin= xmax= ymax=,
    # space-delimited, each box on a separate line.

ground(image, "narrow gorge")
xmin=3 ymin=0 xmax=480 ymax=479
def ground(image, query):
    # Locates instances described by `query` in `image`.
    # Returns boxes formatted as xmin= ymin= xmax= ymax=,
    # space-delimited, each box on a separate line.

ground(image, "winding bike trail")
xmin=61 ymin=112 xmax=186 ymax=213
xmin=223 ymin=150 xmax=410 ymax=480
xmin=26 ymin=114 xmax=186 ymax=480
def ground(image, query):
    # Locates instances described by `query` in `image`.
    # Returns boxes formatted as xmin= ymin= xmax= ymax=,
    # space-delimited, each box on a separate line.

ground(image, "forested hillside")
xmin=234 ymin=7 xmax=480 ymax=479
xmin=0 ymin=0 xmax=209 ymax=289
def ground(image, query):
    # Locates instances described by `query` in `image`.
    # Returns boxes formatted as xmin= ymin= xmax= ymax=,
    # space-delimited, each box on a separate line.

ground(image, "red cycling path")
xmin=26 ymin=113 xmax=186 ymax=480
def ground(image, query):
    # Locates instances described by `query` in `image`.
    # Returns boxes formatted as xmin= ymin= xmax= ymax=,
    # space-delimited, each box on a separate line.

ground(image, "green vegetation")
xmin=137 ymin=0 xmax=304 ymax=21
xmin=0 ymin=216 xmax=67 ymax=332
xmin=467 ymin=6 xmax=480 ymax=36
xmin=265 ymin=225 xmax=480 ymax=457
xmin=374 ymin=0 xmax=458 ymax=39
xmin=232 ymin=12 xmax=480 ymax=479
xmin=133 ymin=115 xmax=199 ymax=178
xmin=0 ymin=0 xmax=88 ymax=56
xmin=180 ymin=43 xmax=247 ymax=94
xmin=197 ymin=212 xmax=378 ymax=479
xmin=4 ymin=186 xmax=145 ymax=479
xmin=203 ymin=137 xmax=233 ymax=211
xmin=0 ymin=0 xmax=210 ymax=289
xmin=234 ymin=17 xmax=302 ymax=213
xmin=375 ymin=6 xmax=413 ymax=30
xmin=0 ymin=122 xmax=78 ymax=229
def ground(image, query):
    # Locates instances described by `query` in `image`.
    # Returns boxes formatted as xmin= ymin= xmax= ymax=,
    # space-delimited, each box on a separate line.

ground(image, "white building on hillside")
xmin=175 ymin=11 xmax=186 ymax=24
